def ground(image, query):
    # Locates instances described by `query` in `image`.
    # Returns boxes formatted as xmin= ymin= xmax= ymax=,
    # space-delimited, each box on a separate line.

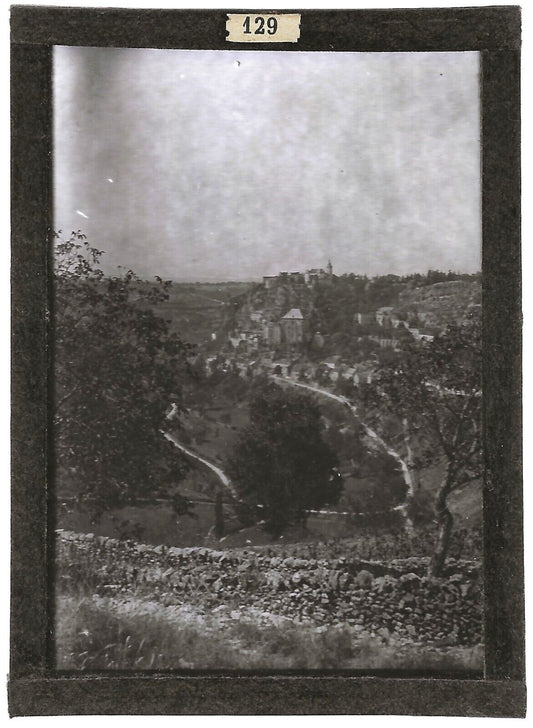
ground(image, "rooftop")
xmin=282 ymin=308 xmax=304 ymax=320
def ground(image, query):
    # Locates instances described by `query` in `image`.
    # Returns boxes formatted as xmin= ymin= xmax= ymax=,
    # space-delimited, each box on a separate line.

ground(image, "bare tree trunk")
xmin=402 ymin=417 xmax=420 ymax=494
xmin=398 ymin=417 xmax=420 ymax=535
xmin=428 ymin=468 xmax=454 ymax=577
xmin=214 ymin=489 xmax=225 ymax=539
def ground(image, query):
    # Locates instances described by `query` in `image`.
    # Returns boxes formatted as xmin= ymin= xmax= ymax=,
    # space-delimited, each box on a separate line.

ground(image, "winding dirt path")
xmin=270 ymin=376 xmax=415 ymax=524
xmin=164 ymin=375 xmax=417 ymax=525
xmin=163 ymin=431 xmax=239 ymax=499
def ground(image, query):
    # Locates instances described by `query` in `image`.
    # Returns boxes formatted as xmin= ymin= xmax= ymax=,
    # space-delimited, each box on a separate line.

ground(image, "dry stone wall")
xmin=57 ymin=531 xmax=483 ymax=646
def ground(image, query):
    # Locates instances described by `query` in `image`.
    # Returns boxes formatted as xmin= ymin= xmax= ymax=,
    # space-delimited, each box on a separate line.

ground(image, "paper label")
xmin=226 ymin=14 xmax=301 ymax=43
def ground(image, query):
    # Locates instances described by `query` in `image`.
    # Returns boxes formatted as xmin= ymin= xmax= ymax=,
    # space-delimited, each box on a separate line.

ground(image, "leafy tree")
xmin=361 ymin=322 xmax=481 ymax=575
xmin=53 ymin=231 xmax=192 ymax=520
xmin=227 ymin=381 xmax=342 ymax=534
xmin=334 ymin=376 xmax=357 ymax=399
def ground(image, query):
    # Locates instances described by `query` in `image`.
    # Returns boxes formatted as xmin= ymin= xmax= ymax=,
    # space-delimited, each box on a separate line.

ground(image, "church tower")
xmin=327 ymin=258 xmax=333 ymax=278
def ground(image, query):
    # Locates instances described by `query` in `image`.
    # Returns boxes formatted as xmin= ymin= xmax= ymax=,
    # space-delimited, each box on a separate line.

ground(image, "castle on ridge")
xmin=262 ymin=260 xmax=333 ymax=289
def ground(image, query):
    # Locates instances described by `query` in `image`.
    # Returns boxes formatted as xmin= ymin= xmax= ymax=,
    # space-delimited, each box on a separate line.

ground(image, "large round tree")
xmin=53 ymin=231 xmax=191 ymax=519
xmin=227 ymin=380 xmax=342 ymax=534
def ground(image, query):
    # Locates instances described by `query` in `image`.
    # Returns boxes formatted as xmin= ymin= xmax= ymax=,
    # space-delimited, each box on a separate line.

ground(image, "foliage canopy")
xmin=227 ymin=381 xmax=341 ymax=534
xmin=53 ymin=231 xmax=192 ymax=519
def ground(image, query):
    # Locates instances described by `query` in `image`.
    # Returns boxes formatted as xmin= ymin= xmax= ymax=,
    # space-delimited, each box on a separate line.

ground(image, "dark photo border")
xmin=10 ymin=5 xmax=524 ymax=716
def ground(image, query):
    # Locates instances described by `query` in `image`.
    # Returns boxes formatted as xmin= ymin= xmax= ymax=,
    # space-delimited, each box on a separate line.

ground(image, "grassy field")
xmin=57 ymin=501 xmax=229 ymax=547
xmin=178 ymin=402 xmax=249 ymax=465
xmin=55 ymin=592 xmax=483 ymax=673
xmin=149 ymin=281 xmax=252 ymax=345
xmin=56 ymin=499 xmax=398 ymax=549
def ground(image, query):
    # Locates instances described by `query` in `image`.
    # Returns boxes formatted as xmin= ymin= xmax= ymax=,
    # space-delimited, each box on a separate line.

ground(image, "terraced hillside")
xmin=397 ymin=279 xmax=481 ymax=328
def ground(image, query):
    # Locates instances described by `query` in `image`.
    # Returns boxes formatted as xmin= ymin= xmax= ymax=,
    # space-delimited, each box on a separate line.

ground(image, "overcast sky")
xmin=54 ymin=47 xmax=480 ymax=281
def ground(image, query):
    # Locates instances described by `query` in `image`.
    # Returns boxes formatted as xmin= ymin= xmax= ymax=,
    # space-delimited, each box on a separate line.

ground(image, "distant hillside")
xmin=222 ymin=273 xmax=480 ymax=355
xmin=397 ymin=279 xmax=481 ymax=329
xmin=148 ymin=281 xmax=253 ymax=345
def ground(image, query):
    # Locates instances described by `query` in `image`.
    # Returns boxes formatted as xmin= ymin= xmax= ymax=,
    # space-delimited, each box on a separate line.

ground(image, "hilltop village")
xmin=194 ymin=263 xmax=481 ymax=389
xmin=56 ymin=246 xmax=484 ymax=672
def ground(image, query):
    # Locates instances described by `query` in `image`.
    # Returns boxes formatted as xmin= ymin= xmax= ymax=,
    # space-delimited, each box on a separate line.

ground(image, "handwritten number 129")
xmin=243 ymin=16 xmax=278 ymax=35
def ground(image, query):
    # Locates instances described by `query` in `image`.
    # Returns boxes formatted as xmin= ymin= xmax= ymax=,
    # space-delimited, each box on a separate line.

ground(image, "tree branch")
xmin=430 ymin=407 xmax=452 ymax=459
xmin=450 ymin=474 xmax=481 ymax=491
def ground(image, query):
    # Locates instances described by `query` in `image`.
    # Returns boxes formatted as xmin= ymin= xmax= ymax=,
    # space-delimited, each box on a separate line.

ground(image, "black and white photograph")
xmin=50 ymin=44 xmax=485 ymax=674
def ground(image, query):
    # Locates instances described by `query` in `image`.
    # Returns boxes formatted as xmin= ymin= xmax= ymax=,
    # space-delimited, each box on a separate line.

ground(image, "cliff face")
xmin=233 ymin=282 xmax=316 ymax=329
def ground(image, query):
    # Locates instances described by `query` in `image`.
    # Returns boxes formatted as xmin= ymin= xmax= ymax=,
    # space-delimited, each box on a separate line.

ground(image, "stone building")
xmin=354 ymin=312 xmax=375 ymax=325
xmin=263 ymin=260 xmax=333 ymax=289
xmin=263 ymin=275 xmax=278 ymax=289
xmin=289 ymin=272 xmax=305 ymax=285
xmin=264 ymin=321 xmax=283 ymax=346
xmin=376 ymin=306 xmax=394 ymax=326
xmin=304 ymin=259 xmax=333 ymax=286
xmin=280 ymin=308 xmax=307 ymax=345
